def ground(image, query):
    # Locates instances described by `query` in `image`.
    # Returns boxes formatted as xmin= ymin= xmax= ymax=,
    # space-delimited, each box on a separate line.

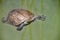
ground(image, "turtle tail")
xmin=36 ymin=15 xmax=46 ymax=21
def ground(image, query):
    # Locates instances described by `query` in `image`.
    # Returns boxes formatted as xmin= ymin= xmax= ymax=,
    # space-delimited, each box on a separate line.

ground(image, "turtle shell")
xmin=7 ymin=9 xmax=34 ymax=26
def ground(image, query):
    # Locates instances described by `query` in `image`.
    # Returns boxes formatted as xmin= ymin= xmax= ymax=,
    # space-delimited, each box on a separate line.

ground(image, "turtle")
xmin=2 ymin=9 xmax=46 ymax=31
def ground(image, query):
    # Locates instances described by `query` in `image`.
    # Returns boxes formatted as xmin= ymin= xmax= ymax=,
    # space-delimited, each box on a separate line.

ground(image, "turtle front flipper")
xmin=16 ymin=23 xmax=24 ymax=31
xmin=16 ymin=21 xmax=31 ymax=31
xmin=16 ymin=21 xmax=27 ymax=31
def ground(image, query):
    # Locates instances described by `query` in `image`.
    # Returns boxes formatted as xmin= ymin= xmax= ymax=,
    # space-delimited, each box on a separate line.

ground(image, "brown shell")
xmin=7 ymin=9 xmax=34 ymax=26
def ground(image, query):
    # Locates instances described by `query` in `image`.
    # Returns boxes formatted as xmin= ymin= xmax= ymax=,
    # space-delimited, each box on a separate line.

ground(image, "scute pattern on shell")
xmin=7 ymin=9 xmax=34 ymax=26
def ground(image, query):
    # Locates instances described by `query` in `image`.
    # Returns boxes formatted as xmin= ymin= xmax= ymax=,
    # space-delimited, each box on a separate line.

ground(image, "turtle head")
xmin=2 ymin=17 xmax=8 ymax=23
xmin=36 ymin=15 xmax=46 ymax=21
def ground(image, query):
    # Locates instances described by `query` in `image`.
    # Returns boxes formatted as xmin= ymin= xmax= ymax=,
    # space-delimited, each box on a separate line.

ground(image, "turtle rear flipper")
xmin=2 ymin=17 xmax=7 ymax=23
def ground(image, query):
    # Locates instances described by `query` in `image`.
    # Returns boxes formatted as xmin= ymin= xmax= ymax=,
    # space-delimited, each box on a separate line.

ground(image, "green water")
xmin=0 ymin=0 xmax=60 ymax=40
